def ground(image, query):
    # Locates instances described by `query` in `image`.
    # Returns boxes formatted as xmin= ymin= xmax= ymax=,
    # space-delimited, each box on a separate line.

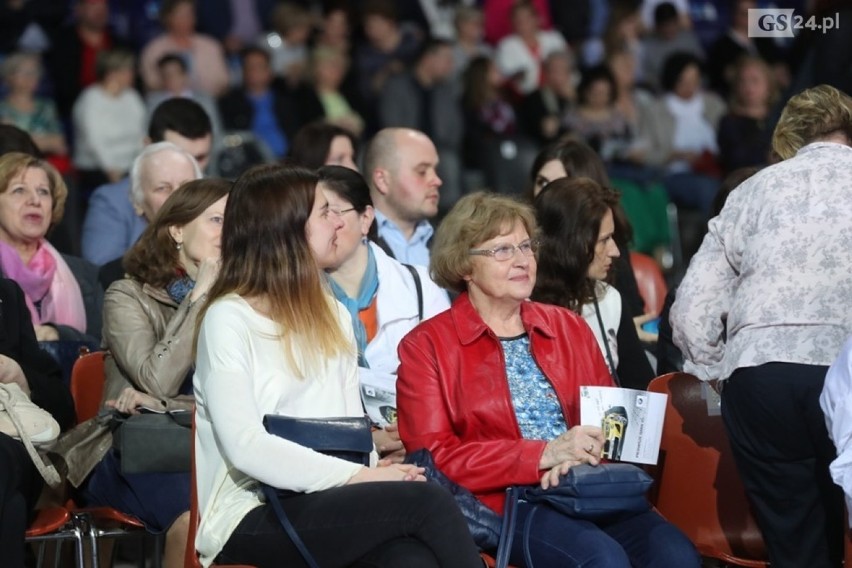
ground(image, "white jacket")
xmin=363 ymin=243 xmax=450 ymax=378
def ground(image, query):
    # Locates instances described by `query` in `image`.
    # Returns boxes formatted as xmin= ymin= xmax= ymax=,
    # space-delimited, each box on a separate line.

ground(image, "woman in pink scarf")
xmin=0 ymin=153 xmax=91 ymax=341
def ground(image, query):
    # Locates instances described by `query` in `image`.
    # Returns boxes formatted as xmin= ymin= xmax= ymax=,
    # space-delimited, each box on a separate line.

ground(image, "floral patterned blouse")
xmin=671 ymin=141 xmax=852 ymax=382
xmin=501 ymin=334 xmax=568 ymax=441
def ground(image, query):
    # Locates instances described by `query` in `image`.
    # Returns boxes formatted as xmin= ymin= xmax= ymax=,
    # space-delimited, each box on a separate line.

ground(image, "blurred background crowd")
xmin=0 ymin=0 xmax=846 ymax=276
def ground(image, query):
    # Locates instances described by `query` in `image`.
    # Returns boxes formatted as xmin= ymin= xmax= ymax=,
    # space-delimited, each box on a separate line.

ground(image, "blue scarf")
xmin=166 ymin=275 xmax=197 ymax=392
xmin=328 ymin=245 xmax=379 ymax=368
xmin=166 ymin=275 xmax=195 ymax=304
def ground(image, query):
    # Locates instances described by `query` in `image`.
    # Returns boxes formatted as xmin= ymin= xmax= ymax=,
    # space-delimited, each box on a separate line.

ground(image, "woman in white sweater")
xmin=192 ymin=164 xmax=481 ymax=568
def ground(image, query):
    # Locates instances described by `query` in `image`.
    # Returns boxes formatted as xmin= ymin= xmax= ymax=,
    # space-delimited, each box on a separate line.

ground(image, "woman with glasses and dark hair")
xmin=315 ymin=165 xmax=449 ymax=462
xmin=397 ymin=191 xmax=699 ymax=568
xmin=532 ymin=177 xmax=654 ymax=389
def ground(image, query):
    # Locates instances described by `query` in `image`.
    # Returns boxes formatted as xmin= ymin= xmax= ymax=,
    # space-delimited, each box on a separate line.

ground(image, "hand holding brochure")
xmin=579 ymin=386 xmax=667 ymax=465
xmin=359 ymin=368 xmax=397 ymax=427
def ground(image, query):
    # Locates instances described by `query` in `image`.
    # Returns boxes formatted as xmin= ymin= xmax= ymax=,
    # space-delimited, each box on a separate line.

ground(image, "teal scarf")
xmin=328 ymin=245 xmax=379 ymax=367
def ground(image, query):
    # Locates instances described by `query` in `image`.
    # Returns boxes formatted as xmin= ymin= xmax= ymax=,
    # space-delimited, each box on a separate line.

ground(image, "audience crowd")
xmin=2 ymin=0 xmax=852 ymax=567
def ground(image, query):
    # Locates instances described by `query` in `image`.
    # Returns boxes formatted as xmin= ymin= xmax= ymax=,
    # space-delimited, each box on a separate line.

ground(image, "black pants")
xmin=0 ymin=433 xmax=43 ymax=568
xmin=217 ymin=481 xmax=483 ymax=568
xmin=721 ymin=362 xmax=843 ymax=568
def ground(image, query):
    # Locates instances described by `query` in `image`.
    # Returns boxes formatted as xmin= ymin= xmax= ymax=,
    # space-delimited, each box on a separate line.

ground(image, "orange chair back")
xmin=69 ymin=351 xmax=106 ymax=424
xmin=648 ymin=372 xmax=768 ymax=567
xmin=629 ymin=251 xmax=668 ymax=315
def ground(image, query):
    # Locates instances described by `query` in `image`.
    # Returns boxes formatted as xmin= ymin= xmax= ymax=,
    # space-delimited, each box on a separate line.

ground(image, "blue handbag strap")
xmin=522 ymin=506 xmax=537 ymax=568
xmin=262 ymin=486 xmax=320 ymax=568
xmin=494 ymin=486 xmax=521 ymax=568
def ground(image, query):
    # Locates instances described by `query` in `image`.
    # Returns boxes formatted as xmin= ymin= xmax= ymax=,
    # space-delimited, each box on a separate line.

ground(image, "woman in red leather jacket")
xmin=397 ymin=192 xmax=699 ymax=568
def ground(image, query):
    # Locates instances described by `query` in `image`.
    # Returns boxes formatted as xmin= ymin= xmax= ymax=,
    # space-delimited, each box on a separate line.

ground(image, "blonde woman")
xmin=672 ymin=84 xmax=852 ymax=568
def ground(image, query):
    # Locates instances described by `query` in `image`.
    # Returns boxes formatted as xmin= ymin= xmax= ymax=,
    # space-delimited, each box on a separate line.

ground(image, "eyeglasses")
xmin=329 ymin=207 xmax=356 ymax=217
xmin=469 ymin=239 xmax=538 ymax=261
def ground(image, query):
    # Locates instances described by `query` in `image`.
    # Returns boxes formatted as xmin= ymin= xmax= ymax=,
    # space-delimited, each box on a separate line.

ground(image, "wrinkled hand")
xmin=634 ymin=313 xmax=659 ymax=344
xmin=190 ymin=257 xmax=221 ymax=301
xmin=35 ymin=325 xmax=59 ymax=341
xmin=372 ymin=423 xmax=405 ymax=463
xmin=0 ymin=355 xmax=29 ymax=396
xmin=539 ymin=425 xmax=604 ymax=470
xmin=346 ymin=463 xmax=426 ymax=484
xmin=105 ymin=387 xmax=162 ymax=415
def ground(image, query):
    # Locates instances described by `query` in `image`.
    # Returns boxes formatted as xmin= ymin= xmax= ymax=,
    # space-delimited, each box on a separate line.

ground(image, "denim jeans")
xmin=217 ymin=481 xmax=482 ymax=568
xmin=508 ymin=502 xmax=701 ymax=568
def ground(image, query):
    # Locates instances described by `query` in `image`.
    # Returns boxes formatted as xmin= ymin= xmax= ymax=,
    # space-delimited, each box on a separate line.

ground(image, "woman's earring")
xmin=361 ymin=236 xmax=369 ymax=245
xmin=176 ymin=242 xmax=182 ymax=250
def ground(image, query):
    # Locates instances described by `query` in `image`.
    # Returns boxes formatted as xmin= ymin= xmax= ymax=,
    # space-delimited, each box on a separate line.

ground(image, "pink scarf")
xmin=0 ymin=239 xmax=87 ymax=333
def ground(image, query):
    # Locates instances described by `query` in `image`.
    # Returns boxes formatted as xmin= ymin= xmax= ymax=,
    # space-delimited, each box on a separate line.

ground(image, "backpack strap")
xmin=402 ymin=264 xmax=424 ymax=322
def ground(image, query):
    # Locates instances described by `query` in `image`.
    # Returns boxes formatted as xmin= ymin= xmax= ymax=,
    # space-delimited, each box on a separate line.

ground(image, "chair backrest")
xmin=648 ymin=372 xmax=768 ymax=567
xmin=629 ymin=251 xmax=668 ymax=316
xmin=69 ymin=351 xmax=107 ymax=424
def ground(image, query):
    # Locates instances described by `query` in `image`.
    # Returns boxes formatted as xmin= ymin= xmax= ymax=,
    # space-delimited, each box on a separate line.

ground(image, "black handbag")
xmin=518 ymin=463 xmax=653 ymax=520
xmin=111 ymin=410 xmax=192 ymax=474
xmin=496 ymin=463 xmax=654 ymax=568
xmin=261 ymin=414 xmax=373 ymax=568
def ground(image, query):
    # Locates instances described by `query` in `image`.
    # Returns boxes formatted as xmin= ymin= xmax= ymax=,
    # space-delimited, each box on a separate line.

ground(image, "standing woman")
xmin=317 ymin=165 xmax=449 ymax=461
xmin=671 ymin=84 xmax=852 ymax=568
xmin=193 ymin=164 xmax=481 ymax=568
xmin=56 ymin=178 xmax=231 ymax=568
xmin=532 ymin=178 xmax=654 ymax=389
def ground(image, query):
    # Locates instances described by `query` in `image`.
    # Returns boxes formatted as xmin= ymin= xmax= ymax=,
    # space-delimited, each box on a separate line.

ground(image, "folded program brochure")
xmin=579 ymin=386 xmax=667 ymax=465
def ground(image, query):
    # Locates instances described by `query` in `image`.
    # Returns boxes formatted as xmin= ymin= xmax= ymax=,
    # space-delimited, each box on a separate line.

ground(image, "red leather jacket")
xmin=397 ymin=292 xmax=614 ymax=513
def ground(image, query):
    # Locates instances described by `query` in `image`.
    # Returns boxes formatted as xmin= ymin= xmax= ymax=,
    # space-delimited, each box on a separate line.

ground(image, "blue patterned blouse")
xmin=501 ymin=334 xmax=568 ymax=441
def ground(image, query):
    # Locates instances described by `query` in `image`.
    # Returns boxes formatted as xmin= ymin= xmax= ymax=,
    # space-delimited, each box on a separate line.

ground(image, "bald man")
xmin=364 ymin=128 xmax=442 ymax=266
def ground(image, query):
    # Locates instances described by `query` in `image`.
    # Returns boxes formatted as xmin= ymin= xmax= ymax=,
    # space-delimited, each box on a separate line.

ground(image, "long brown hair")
xmin=123 ymin=177 xmax=232 ymax=287
xmin=532 ymin=177 xmax=621 ymax=312
xmin=196 ymin=164 xmax=351 ymax=377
